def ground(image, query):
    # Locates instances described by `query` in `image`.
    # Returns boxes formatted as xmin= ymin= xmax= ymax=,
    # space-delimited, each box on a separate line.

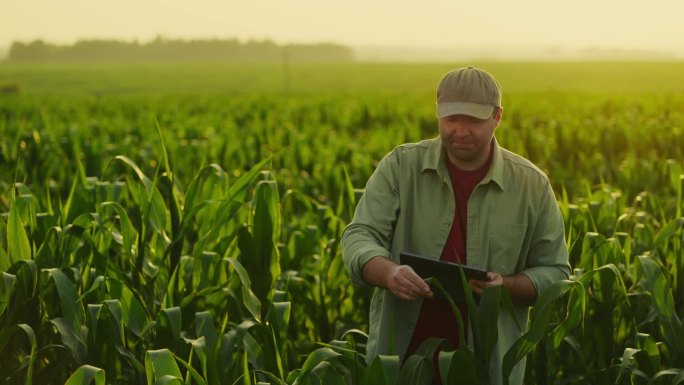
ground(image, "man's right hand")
xmin=362 ymin=256 xmax=433 ymax=301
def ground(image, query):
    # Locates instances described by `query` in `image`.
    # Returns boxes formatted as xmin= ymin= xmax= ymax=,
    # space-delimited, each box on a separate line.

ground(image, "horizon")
xmin=3 ymin=0 xmax=684 ymax=61
xmin=0 ymin=38 xmax=682 ymax=62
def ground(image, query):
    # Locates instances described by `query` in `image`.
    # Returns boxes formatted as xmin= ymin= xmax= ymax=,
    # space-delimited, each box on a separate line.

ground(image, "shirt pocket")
xmin=488 ymin=223 xmax=527 ymax=275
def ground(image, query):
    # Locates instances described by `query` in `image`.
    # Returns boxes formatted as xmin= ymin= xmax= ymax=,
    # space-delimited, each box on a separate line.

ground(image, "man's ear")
xmin=494 ymin=107 xmax=504 ymax=125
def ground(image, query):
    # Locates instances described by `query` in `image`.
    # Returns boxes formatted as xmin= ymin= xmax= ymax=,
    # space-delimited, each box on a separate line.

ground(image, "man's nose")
xmin=453 ymin=122 xmax=469 ymax=136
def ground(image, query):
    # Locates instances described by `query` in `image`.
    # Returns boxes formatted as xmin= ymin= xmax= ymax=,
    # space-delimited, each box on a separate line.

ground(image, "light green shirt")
xmin=341 ymin=136 xmax=570 ymax=385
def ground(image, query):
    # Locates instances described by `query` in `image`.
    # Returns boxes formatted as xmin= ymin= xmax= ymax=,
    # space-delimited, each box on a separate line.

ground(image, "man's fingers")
xmin=398 ymin=266 xmax=431 ymax=293
xmin=469 ymin=273 xmax=504 ymax=296
xmin=389 ymin=265 xmax=434 ymax=300
xmin=468 ymin=279 xmax=483 ymax=295
xmin=392 ymin=266 xmax=417 ymax=286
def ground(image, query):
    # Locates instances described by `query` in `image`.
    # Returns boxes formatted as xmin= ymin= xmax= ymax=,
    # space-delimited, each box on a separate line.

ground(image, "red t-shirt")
xmin=405 ymin=150 xmax=492 ymax=381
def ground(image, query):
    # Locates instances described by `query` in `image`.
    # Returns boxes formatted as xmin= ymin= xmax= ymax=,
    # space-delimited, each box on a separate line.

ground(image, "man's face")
xmin=438 ymin=108 xmax=502 ymax=171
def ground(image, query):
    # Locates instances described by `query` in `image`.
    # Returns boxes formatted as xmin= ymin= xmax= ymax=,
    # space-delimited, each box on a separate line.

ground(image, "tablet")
xmin=399 ymin=251 xmax=488 ymax=302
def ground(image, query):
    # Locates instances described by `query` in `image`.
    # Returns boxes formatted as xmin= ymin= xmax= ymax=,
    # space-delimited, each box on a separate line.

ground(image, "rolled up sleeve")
xmin=341 ymin=154 xmax=400 ymax=287
xmin=521 ymin=181 xmax=571 ymax=301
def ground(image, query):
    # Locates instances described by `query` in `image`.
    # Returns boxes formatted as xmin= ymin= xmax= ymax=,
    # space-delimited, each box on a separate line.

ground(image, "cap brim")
xmin=437 ymin=102 xmax=494 ymax=119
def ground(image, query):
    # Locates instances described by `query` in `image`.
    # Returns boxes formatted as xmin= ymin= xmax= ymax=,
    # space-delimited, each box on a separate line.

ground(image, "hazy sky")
xmin=2 ymin=0 xmax=684 ymax=53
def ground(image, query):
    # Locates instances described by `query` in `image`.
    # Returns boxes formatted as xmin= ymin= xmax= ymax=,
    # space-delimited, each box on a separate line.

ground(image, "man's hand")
xmin=468 ymin=271 xmax=503 ymax=297
xmin=469 ymin=271 xmax=537 ymax=307
xmin=386 ymin=264 xmax=434 ymax=301
xmin=362 ymin=256 xmax=433 ymax=301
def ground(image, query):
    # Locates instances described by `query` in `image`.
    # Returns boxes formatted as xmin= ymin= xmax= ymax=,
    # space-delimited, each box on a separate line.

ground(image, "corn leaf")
xmin=184 ymin=336 xmax=208 ymax=379
xmin=43 ymin=268 xmax=85 ymax=327
xmin=154 ymin=307 xmax=182 ymax=348
xmin=194 ymin=311 xmax=218 ymax=380
xmin=0 ymin=244 xmax=10 ymax=272
xmin=502 ymin=279 xmax=584 ymax=384
xmin=637 ymin=255 xmax=684 ymax=356
xmin=438 ymin=349 xmax=487 ymax=385
xmin=51 ymin=317 xmax=88 ymax=364
xmin=362 ymin=354 xmax=400 ymax=385
xmin=169 ymin=350 xmax=209 ymax=385
xmin=8 ymin=196 xmax=32 ymax=263
xmin=64 ymin=365 xmax=106 ymax=385
xmin=105 ymin=277 xmax=148 ymax=337
xmin=0 ymin=323 xmax=37 ymax=385
xmin=226 ymin=257 xmax=261 ymax=322
xmin=0 ymin=272 xmax=16 ymax=316
xmin=397 ymin=354 xmax=432 ymax=385
xmin=297 ymin=347 xmax=342 ymax=380
xmin=476 ymin=284 xmax=503 ymax=365
xmin=99 ymin=202 xmax=136 ymax=261
xmin=145 ymin=349 xmax=183 ymax=384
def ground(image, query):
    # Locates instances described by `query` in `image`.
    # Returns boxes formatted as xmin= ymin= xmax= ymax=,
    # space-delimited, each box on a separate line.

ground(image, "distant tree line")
xmin=7 ymin=37 xmax=354 ymax=63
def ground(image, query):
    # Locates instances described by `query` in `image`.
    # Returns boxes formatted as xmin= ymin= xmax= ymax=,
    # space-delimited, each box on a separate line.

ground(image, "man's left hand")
xmin=469 ymin=271 xmax=537 ymax=306
xmin=468 ymin=271 xmax=503 ymax=297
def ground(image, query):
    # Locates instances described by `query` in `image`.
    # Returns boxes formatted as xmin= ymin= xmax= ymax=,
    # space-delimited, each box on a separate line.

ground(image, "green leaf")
xmin=105 ymin=277 xmax=148 ymax=337
xmin=145 ymin=349 xmax=183 ymax=384
xmin=64 ymin=365 xmax=106 ymax=385
xmin=397 ymin=354 xmax=433 ymax=385
xmin=0 ymin=272 xmax=16 ymax=316
xmin=336 ymin=165 xmax=357 ymax=221
xmin=242 ymin=350 xmax=252 ymax=385
xmin=0 ymin=323 xmax=37 ymax=385
xmin=226 ymin=257 xmax=261 ymax=322
xmin=62 ymin=171 xmax=84 ymax=226
xmin=617 ymin=348 xmax=650 ymax=384
xmin=635 ymin=333 xmax=660 ymax=374
xmin=268 ymin=301 xmax=291 ymax=344
xmin=99 ymin=202 xmax=137 ymax=261
xmin=155 ymin=307 xmax=182 ymax=348
xmin=169 ymin=351 xmax=209 ymax=385
xmin=363 ymin=354 xmax=400 ymax=385
xmin=195 ymin=310 xmax=218 ymax=357
xmin=476 ymin=284 xmax=502 ymax=365
xmin=413 ymin=337 xmax=449 ymax=359
xmin=425 ymin=278 xmax=465 ymax=349
xmin=152 ymin=375 xmax=183 ymax=385
xmin=108 ymin=155 xmax=168 ymax=235
xmin=309 ymin=360 xmax=348 ymax=385
xmin=0 ymin=243 xmax=10 ymax=272
xmin=51 ymin=317 xmax=88 ymax=364
xmin=637 ymin=255 xmax=684 ymax=355
xmin=502 ymin=280 xmax=583 ymax=384
xmin=184 ymin=336 xmax=208 ymax=379
xmin=189 ymin=157 xmax=272 ymax=257
xmin=43 ymin=268 xmax=86 ymax=327
xmin=183 ymin=163 xmax=228 ymax=220
xmin=650 ymin=369 xmax=684 ymax=385
xmin=653 ymin=217 xmax=684 ymax=250
xmin=6 ymin=260 xmax=38 ymax=308
xmin=8 ymin=196 xmax=32 ymax=263
xmin=438 ymin=349 xmax=487 ymax=385
xmin=298 ymin=347 xmax=342 ymax=380
xmin=85 ymin=304 xmax=119 ymax=376
xmin=226 ymin=156 xmax=273 ymax=202
xmin=155 ymin=117 xmax=173 ymax=183
xmin=238 ymin=179 xmax=281 ymax=305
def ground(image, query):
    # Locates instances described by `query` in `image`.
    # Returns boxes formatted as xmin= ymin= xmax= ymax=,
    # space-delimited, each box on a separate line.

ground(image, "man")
xmin=341 ymin=66 xmax=570 ymax=385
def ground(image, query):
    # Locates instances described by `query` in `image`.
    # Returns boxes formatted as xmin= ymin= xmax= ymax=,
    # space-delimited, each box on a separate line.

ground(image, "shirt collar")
xmin=423 ymin=136 xmax=505 ymax=191
xmin=484 ymin=138 xmax=505 ymax=190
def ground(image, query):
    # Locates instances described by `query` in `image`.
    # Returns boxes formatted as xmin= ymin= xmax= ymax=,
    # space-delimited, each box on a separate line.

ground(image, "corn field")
xmin=1 ymin=62 xmax=684 ymax=384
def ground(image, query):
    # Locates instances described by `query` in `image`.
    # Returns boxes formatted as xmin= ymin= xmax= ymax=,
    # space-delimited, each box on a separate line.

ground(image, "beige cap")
xmin=436 ymin=66 xmax=502 ymax=119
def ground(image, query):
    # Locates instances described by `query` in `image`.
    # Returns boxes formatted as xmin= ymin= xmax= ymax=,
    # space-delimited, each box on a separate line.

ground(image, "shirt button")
xmin=443 ymin=222 xmax=450 ymax=229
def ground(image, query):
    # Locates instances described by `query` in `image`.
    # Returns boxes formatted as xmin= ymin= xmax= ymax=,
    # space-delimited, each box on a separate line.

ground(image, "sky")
xmin=2 ymin=0 xmax=684 ymax=58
